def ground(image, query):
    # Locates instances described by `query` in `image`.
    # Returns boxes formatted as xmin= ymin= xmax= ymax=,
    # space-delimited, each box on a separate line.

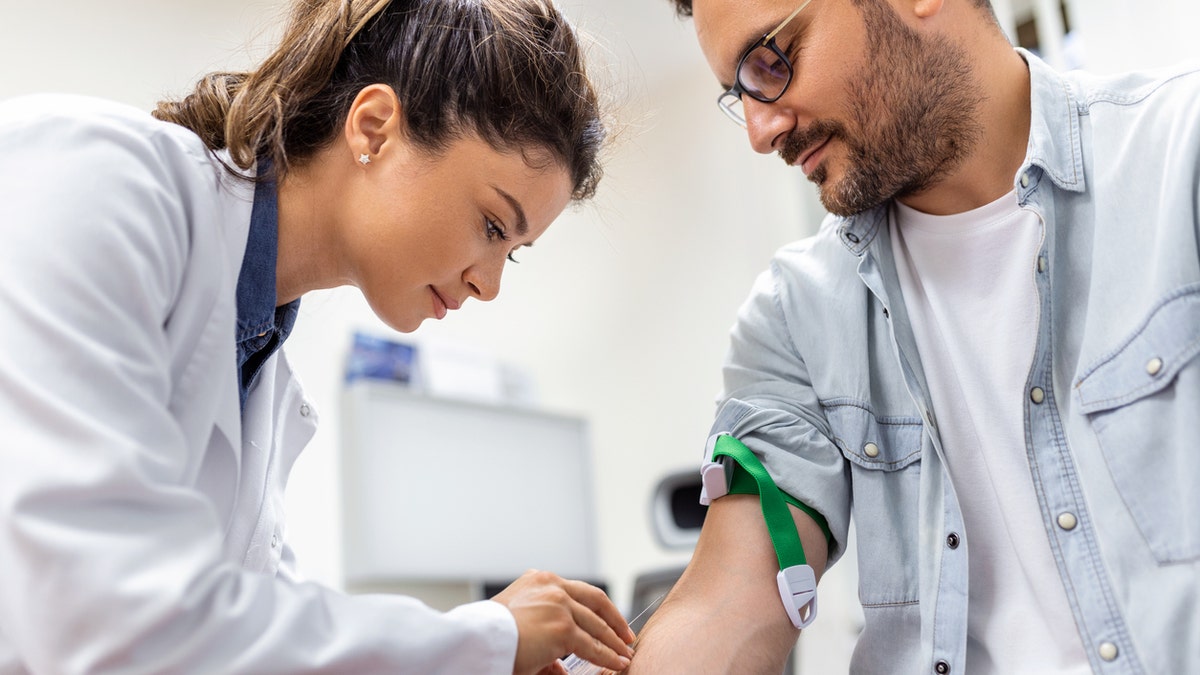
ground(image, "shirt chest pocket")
xmin=1075 ymin=285 xmax=1200 ymax=564
xmin=823 ymin=401 xmax=924 ymax=606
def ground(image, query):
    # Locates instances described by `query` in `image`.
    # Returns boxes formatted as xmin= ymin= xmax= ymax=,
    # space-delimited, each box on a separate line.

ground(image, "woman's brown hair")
xmin=154 ymin=0 xmax=604 ymax=199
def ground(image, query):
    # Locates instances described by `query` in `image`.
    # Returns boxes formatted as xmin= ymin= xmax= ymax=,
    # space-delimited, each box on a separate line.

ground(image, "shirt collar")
xmin=235 ymin=161 xmax=297 ymax=342
xmin=1018 ymin=48 xmax=1087 ymax=194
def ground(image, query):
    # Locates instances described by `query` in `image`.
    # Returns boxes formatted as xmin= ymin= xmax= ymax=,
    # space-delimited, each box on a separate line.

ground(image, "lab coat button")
xmin=1098 ymin=642 xmax=1119 ymax=662
xmin=299 ymin=402 xmax=311 ymax=417
xmin=1037 ymin=256 xmax=1047 ymax=273
xmin=946 ymin=533 xmax=960 ymax=549
xmin=1146 ymin=358 xmax=1163 ymax=376
xmin=1030 ymin=387 xmax=1045 ymax=404
xmin=934 ymin=660 xmax=951 ymax=674
xmin=1057 ymin=512 xmax=1078 ymax=531
xmin=1020 ymin=172 xmax=1030 ymax=188
xmin=271 ymin=534 xmax=279 ymax=549
xmin=864 ymin=442 xmax=880 ymax=458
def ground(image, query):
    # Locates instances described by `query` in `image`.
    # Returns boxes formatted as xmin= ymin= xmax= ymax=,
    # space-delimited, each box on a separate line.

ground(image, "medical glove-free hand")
xmin=491 ymin=569 xmax=634 ymax=675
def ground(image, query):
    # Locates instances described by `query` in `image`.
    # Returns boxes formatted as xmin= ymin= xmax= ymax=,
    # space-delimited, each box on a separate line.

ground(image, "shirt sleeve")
xmin=0 ymin=97 xmax=517 ymax=674
xmin=707 ymin=259 xmax=853 ymax=564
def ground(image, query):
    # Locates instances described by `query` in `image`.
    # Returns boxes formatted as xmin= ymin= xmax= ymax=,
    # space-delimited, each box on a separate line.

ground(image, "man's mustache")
xmin=780 ymin=120 xmax=844 ymax=165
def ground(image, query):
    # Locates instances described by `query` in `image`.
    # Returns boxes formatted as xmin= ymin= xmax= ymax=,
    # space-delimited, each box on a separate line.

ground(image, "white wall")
xmin=1065 ymin=0 xmax=1200 ymax=73
xmin=0 ymin=1 xmax=284 ymax=111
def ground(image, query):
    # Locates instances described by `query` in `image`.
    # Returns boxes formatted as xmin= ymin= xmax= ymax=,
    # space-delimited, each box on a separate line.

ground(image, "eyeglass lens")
xmin=739 ymin=43 xmax=791 ymax=101
xmin=718 ymin=91 xmax=745 ymax=124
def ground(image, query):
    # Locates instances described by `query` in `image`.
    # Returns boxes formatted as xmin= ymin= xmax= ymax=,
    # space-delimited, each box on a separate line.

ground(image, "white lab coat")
xmin=0 ymin=95 xmax=517 ymax=674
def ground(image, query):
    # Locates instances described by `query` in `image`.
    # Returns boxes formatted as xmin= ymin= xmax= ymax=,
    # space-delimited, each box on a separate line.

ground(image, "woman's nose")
xmin=463 ymin=259 xmax=502 ymax=302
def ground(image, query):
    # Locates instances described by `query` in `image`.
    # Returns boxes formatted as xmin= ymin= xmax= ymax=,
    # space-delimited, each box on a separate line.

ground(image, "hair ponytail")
xmin=153 ymin=0 xmax=391 ymax=175
xmin=156 ymin=0 xmax=605 ymax=199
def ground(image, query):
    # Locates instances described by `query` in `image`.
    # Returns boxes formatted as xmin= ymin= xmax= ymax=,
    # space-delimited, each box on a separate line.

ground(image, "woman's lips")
xmin=430 ymin=287 xmax=448 ymax=320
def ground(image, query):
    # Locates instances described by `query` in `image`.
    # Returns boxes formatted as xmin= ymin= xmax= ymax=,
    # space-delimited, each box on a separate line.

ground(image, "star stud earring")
xmin=358 ymin=153 xmax=371 ymax=165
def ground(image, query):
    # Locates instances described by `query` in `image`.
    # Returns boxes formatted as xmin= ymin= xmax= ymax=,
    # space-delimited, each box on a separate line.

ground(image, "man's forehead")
xmin=693 ymin=0 xmax=793 ymax=79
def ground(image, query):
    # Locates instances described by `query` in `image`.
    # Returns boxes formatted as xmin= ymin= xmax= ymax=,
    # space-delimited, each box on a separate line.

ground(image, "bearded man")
xmin=626 ymin=1 xmax=1200 ymax=673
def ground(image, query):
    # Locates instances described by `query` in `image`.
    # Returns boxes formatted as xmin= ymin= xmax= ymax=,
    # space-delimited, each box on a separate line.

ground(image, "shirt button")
xmin=864 ymin=442 xmax=881 ymax=458
xmin=1146 ymin=357 xmax=1164 ymax=376
xmin=270 ymin=533 xmax=279 ymax=549
xmin=1098 ymin=642 xmax=1119 ymax=662
xmin=299 ymin=402 xmax=311 ymax=417
xmin=1057 ymin=512 xmax=1078 ymax=531
xmin=846 ymin=232 xmax=861 ymax=244
xmin=1030 ymin=387 xmax=1045 ymax=404
xmin=1037 ymin=256 xmax=1047 ymax=273
xmin=946 ymin=532 xmax=960 ymax=549
xmin=1020 ymin=172 xmax=1030 ymax=188
xmin=935 ymin=660 xmax=951 ymax=674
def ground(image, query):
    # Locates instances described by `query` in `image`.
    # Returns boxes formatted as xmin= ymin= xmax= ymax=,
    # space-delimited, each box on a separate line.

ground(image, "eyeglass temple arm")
xmin=764 ymin=0 xmax=814 ymax=42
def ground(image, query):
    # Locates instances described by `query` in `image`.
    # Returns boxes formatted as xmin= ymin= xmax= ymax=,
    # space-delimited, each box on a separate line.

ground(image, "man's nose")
xmin=743 ymin=96 xmax=794 ymax=155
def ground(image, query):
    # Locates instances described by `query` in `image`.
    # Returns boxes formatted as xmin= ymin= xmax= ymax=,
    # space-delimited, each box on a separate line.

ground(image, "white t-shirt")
xmin=890 ymin=191 xmax=1089 ymax=674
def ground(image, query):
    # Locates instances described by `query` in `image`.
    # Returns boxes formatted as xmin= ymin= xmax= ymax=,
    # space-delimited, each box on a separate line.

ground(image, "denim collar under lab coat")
xmin=235 ymin=161 xmax=300 ymax=410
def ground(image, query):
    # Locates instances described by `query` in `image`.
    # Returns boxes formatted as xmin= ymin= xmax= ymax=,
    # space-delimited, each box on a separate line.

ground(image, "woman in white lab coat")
xmin=0 ymin=0 xmax=632 ymax=673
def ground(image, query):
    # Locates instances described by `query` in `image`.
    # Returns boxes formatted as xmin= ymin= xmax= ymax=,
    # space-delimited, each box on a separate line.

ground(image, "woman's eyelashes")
xmin=484 ymin=216 xmax=508 ymax=242
xmin=484 ymin=217 xmax=520 ymax=263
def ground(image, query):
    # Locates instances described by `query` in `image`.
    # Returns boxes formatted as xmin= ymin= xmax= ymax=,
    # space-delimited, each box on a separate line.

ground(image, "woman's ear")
xmin=344 ymin=84 xmax=405 ymax=165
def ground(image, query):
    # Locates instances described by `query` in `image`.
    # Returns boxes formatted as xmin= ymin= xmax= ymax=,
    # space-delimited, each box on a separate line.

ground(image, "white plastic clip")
xmin=777 ymin=564 xmax=818 ymax=629
xmin=699 ymin=460 xmax=728 ymax=506
xmin=699 ymin=434 xmax=734 ymax=506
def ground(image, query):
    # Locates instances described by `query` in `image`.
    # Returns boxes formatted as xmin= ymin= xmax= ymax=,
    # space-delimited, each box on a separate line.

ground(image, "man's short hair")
xmin=666 ymin=0 xmax=997 ymax=20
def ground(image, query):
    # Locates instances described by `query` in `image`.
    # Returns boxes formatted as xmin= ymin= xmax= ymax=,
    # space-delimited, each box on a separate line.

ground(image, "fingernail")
xmin=618 ymin=656 xmax=631 ymax=668
xmin=625 ymin=645 xmax=635 ymax=658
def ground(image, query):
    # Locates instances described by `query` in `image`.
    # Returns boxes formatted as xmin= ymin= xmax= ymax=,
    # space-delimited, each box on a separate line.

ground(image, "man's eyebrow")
xmin=491 ymin=185 xmax=528 ymax=236
xmin=720 ymin=7 xmax=808 ymax=90
xmin=719 ymin=25 xmax=776 ymax=90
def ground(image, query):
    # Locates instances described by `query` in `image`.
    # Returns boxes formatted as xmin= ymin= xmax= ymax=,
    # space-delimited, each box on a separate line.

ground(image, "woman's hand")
xmin=492 ymin=569 xmax=635 ymax=675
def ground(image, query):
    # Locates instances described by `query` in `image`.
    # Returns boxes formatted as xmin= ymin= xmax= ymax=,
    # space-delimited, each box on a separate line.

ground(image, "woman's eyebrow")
xmin=491 ymin=185 xmax=528 ymax=236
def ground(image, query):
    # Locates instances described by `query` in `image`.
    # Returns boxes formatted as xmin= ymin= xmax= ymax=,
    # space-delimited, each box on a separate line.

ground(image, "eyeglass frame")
xmin=717 ymin=0 xmax=814 ymax=127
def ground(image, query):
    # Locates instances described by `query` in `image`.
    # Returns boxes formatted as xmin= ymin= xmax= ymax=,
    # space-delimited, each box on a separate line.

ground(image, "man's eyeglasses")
xmin=717 ymin=0 xmax=814 ymax=127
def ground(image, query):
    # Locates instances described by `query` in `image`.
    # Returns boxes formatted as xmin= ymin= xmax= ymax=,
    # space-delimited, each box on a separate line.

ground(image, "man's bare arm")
xmin=625 ymin=494 xmax=829 ymax=674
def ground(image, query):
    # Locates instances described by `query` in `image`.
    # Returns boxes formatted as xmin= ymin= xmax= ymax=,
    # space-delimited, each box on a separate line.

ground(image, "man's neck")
xmin=899 ymin=44 xmax=1032 ymax=216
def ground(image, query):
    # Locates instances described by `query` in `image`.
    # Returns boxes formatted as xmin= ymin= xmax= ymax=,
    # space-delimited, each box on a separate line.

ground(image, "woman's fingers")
xmin=563 ymin=579 xmax=636 ymax=644
xmin=494 ymin=570 xmax=634 ymax=675
xmin=536 ymin=662 xmax=569 ymax=675
xmin=563 ymin=598 xmax=633 ymax=668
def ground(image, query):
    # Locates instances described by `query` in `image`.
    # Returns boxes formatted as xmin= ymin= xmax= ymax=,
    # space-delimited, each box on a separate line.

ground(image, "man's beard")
xmin=782 ymin=0 xmax=985 ymax=217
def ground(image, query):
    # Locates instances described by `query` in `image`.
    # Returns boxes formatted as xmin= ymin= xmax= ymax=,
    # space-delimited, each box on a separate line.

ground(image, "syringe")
xmin=558 ymin=592 xmax=666 ymax=675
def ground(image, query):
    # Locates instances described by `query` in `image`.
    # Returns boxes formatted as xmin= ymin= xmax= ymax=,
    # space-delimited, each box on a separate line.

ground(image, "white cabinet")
xmin=339 ymin=382 xmax=599 ymax=591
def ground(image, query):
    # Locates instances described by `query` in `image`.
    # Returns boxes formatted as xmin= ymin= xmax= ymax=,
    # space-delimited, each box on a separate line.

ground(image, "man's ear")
xmin=912 ymin=0 xmax=946 ymax=20
xmin=343 ymin=83 xmax=405 ymax=164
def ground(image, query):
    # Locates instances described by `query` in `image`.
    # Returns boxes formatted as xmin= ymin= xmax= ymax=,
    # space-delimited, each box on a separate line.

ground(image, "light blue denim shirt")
xmin=710 ymin=51 xmax=1200 ymax=674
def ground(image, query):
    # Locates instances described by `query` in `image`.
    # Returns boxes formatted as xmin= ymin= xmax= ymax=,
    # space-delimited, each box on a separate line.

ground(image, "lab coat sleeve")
xmin=0 ymin=99 xmax=517 ymax=673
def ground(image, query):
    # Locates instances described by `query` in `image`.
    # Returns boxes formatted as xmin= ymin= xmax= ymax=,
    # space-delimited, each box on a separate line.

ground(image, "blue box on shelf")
xmin=344 ymin=332 xmax=417 ymax=385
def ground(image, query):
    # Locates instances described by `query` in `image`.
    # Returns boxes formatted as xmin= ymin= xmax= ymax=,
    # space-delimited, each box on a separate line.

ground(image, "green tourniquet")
xmin=727 ymin=463 xmax=834 ymax=548
xmin=713 ymin=436 xmax=832 ymax=569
